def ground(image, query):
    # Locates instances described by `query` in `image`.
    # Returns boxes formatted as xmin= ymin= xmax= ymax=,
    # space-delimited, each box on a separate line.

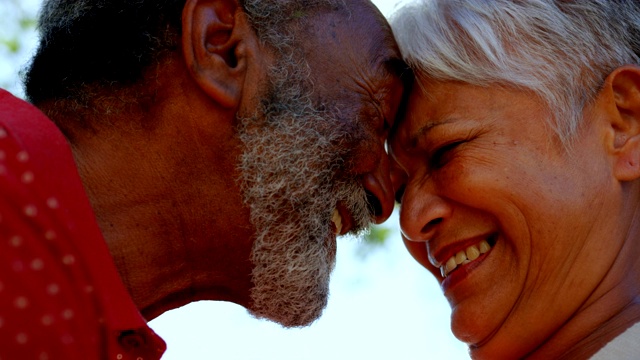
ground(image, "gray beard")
xmin=237 ymin=63 xmax=373 ymax=327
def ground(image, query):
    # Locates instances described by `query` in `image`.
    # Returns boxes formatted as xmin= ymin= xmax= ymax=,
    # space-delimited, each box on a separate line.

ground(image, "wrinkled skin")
xmin=66 ymin=0 xmax=406 ymax=327
xmin=237 ymin=3 xmax=406 ymax=326
xmin=389 ymin=76 xmax=640 ymax=358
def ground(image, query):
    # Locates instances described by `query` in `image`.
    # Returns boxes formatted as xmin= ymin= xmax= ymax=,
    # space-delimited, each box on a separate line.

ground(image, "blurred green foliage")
xmin=356 ymin=223 xmax=394 ymax=259
xmin=0 ymin=39 xmax=20 ymax=54
xmin=19 ymin=17 xmax=38 ymax=30
xmin=0 ymin=0 xmax=39 ymax=97
xmin=0 ymin=0 xmax=37 ymax=53
xmin=365 ymin=224 xmax=392 ymax=246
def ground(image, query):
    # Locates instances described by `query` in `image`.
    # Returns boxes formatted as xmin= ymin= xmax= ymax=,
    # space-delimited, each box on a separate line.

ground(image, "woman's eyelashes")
xmin=429 ymin=140 xmax=465 ymax=169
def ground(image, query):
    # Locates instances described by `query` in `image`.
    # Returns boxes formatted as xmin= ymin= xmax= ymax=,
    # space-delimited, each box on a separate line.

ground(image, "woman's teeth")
xmin=440 ymin=239 xmax=492 ymax=278
xmin=331 ymin=209 xmax=343 ymax=235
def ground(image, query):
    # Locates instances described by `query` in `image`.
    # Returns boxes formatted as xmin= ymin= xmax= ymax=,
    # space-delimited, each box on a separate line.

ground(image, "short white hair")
xmin=390 ymin=0 xmax=640 ymax=144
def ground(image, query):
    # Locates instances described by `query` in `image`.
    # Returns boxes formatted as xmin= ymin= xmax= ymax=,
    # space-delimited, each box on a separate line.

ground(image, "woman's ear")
xmin=181 ymin=0 xmax=249 ymax=109
xmin=602 ymin=65 xmax=640 ymax=181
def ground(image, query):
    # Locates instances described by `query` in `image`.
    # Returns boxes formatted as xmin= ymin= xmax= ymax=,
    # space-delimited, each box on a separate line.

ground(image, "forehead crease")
xmin=361 ymin=37 xmax=406 ymax=97
xmin=387 ymin=60 xmax=413 ymax=137
xmin=369 ymin=24 xmax=403 ymax=71
xmin=347 ymin=51 xmax=397 ymax=105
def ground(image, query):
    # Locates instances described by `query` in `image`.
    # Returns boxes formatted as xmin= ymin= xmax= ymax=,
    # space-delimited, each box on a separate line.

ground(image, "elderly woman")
xmin=388 ymin=1 xmax=640 ymax=359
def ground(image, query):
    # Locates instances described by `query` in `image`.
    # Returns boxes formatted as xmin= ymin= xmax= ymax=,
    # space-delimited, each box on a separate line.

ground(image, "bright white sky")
xmin=0 ymin=0 xmax=471 ymax=358
xmin=151 ymin=213 xmax=469 ymax=359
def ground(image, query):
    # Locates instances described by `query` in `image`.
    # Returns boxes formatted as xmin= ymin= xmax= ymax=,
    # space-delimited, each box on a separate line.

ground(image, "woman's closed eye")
xmin=430 ymin=140 xmax=465 ymax=169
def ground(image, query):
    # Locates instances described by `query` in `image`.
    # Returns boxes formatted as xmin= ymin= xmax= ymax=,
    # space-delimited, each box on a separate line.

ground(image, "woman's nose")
xmin=398 ymin=181 xmax=451 ymax=243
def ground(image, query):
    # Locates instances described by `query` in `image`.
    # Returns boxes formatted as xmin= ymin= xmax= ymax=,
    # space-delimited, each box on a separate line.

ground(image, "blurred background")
xmin=0 ymin=0 xmax=470 ymax=358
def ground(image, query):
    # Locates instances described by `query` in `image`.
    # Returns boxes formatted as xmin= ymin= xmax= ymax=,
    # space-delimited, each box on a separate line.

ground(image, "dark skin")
xmin=54 ymin=0 xmax=405 ymax=321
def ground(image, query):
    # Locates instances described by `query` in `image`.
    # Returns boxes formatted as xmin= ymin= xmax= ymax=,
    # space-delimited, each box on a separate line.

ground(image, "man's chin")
xmin=248 ymin=227 xmax=335 ymax=328
xmin=247 ymin=277 xmax=331 ymax=328
xmin=247 ymin=298 xmax=327 ymax=328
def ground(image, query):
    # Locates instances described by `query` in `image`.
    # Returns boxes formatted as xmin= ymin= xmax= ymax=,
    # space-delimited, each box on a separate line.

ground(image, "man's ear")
xmin=182 ymin=0 xmax=249 ymax=109
xmin=602 ymin=65 xmax=640 ymax=181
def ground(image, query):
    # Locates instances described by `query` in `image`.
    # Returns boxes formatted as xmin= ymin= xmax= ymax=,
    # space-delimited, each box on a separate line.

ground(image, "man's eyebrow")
xmin=384 ymin=57 xmax=410 ymax=79
xmin=385 ymin=57 xmax=413 ymax=141
xmin=371 ymin=26 xmax=409 ymax=80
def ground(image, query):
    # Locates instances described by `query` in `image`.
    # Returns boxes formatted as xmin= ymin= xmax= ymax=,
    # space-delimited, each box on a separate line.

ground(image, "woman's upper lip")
xmin=429 ymin=232 xmax=495 ymax=268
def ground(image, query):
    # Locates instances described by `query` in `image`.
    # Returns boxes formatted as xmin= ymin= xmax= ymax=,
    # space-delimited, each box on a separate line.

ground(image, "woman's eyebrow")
xmin=406 ymin=120 xmax=450 ymax=150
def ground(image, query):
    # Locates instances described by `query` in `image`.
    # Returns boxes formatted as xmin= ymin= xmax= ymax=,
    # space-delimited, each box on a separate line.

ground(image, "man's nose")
xmin=361 ymin=154 xmax=395 ymax=224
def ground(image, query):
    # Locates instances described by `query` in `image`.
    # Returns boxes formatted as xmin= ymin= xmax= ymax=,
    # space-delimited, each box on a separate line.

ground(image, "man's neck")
xmin=63 ymin=87 xmax=255 ymax=320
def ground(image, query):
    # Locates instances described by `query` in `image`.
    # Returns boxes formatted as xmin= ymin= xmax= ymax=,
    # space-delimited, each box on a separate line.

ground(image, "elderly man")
xmin=0 ymin=0 xmax=408 ymax=358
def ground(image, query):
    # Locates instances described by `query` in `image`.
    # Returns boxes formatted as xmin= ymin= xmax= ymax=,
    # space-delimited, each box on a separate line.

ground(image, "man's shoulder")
xmin=0 ymin=88 xmax=71 ymax=159
xmin=0 ymin=87 xmax=166 ymax=360
xmin=0 ymin=88 xmax=49 ymax=125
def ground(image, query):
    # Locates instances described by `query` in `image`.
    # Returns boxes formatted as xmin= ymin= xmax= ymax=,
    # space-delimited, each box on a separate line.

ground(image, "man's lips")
xmin=331 ymin=209 xmax=343 ymax=235
xmin=331 ymin=204 xmax=353 ymax=236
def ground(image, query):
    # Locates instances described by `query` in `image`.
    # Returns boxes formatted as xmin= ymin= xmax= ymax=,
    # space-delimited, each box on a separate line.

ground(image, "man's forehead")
xmin=300 ymin=3 xmax=402 ymax=68
xmin=287 ymin=0 xmax=409 ymax=111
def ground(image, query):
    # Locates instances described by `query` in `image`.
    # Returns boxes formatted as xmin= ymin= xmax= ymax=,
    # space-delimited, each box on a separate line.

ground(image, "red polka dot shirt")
xmin=0 ymin=89 xmax=166 ymax=360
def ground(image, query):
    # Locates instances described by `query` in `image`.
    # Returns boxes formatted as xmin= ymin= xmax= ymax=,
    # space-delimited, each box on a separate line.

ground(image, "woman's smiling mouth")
xmin=440 ymin=235 xmax=497 ymax=278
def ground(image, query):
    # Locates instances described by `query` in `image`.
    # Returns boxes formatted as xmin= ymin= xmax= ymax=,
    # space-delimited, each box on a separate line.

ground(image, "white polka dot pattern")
xmin=0 ymin=123 xmax=102 ymax=358
xmin=0 ymin=89 xmax=165 ymax=359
